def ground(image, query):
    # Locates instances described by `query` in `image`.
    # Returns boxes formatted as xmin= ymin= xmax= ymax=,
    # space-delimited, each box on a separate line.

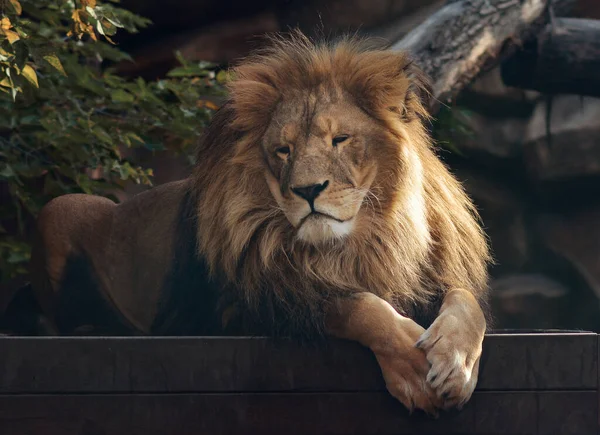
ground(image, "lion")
xmin=28 ymin=31 xmax=491 ymax=415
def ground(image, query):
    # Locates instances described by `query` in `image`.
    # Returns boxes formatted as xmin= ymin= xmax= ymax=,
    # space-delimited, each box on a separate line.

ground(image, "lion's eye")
xmin=275 ymin=146 xmax=291 ymax=158
xmin=332 ymin=135 xmax=349 ymax=147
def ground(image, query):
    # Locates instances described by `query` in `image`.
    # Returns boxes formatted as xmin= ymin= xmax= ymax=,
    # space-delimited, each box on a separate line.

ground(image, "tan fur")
xmin=192 ymin=31 xmax=490 ymax=333
xmin=190 ymin=31 xmax=491 ymax=412
xmin=29 ymin=31 xmax=491 ymax=413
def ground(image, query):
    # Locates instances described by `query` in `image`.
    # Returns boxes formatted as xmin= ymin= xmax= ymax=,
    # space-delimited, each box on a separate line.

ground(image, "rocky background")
xmin=116 ymin=0 xmax=600 ymax=332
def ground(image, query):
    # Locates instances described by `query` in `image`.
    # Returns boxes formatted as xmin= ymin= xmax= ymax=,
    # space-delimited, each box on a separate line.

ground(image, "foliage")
xmin=431 ymin=105 xmax=475 ymax=156
xmin=0 ymin=0 xmax=226 ymax=281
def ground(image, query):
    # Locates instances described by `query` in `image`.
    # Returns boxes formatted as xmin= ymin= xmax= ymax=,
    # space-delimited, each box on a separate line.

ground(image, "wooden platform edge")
xmin=0 ymin=331 xmax=596 ymax=394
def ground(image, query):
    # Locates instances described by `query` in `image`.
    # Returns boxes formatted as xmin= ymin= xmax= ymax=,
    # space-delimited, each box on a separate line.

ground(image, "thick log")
xmin=501 ymin=18 xmax=600 ymax=97
xmin=392 ymin=0 xmax=576 ymax=113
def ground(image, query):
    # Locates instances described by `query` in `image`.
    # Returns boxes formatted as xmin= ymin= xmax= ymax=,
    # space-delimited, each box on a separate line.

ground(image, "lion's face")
xmin=262 ymin=93 xmax=384 ymax=244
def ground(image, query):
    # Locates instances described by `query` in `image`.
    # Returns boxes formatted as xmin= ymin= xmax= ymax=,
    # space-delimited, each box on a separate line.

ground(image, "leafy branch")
xmin=0 ymin=0 xmax=226 ymax=280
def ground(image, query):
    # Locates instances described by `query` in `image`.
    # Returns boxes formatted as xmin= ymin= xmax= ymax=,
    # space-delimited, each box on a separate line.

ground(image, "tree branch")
xmin=501 ymin=18 xmax=600 ymax=97
xmin=391 ymin=0 xmax=576 ymax=113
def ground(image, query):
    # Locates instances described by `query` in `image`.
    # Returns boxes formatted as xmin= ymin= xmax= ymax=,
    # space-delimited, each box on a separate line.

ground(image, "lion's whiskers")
xmin=358 ymin=188 xmax=382 ymax=213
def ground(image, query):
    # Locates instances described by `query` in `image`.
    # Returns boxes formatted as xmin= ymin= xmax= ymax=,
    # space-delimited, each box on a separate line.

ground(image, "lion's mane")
xmin=191 ymin=32 xmax=491 ymax=335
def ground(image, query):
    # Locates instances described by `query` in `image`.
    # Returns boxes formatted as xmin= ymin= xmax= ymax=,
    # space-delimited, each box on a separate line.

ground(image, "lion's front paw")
xmin=375 ymin=348 xmax=442 ymax=417
xmin=371 ymin=317 xmax=443 ymax=416
xmin=416 ymin=313 xmax=483 ymax=410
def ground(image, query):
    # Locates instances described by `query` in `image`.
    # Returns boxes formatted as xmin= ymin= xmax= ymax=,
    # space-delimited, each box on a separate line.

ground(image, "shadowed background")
xmin=2 ymin=0 xmax=600 ymax=332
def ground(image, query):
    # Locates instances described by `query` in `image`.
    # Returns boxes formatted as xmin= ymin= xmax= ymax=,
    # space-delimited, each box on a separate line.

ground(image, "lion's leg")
xmin=30 ymin=194 xmax=115 ymax=332
xmin=415 ymin=289 xmax=486 ymax=410
xmin=325 ymin=292 xmax=441 ymax=415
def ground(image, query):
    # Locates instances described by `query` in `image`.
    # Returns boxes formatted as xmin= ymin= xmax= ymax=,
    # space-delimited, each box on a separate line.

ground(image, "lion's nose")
xmin=292 ymin=180 xmax=329 ymax=203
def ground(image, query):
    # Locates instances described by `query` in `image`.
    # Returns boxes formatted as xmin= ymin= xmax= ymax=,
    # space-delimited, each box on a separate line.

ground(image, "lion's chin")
xmin=296 ymin=214 xmax=354 ymax=244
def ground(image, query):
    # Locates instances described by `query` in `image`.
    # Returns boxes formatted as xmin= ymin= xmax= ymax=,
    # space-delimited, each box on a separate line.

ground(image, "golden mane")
xmin=192 ymin=31 xmax=491 ymax=335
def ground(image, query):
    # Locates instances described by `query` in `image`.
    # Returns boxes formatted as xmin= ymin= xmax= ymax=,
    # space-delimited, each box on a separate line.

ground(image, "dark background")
xmin=113 ymin=0 xmax=600 ymax=332
xmin=5 ymin=0 xmax=600 ymax=332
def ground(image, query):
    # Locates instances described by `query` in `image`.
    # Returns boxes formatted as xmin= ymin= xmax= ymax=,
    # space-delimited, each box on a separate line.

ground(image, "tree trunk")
xmin=501 ymin=18 xmax=600 ymax=97
xmin=391 ymin=0 xmax=577 ymax=113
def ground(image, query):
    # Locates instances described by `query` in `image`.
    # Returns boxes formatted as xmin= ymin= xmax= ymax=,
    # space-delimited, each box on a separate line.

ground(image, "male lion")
xmin=29 ymin=32 xmax=491 ymax=414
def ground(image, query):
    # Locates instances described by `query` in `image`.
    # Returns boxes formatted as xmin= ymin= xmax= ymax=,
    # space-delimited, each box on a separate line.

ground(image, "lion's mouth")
xmin=298 ymin=211 xmax=350 ymax=227
xmin=295 ymin=210 xmax=356 ymax=242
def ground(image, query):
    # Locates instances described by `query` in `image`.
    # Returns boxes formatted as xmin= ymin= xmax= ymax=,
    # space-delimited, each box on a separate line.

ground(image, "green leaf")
xmin=216 ymin=70 xmax=230 ymax=84
xmin=126 ymin=132 xmax=144 ymax=144
xmin=174 ymin=50 xmax=188 ymax=67
xmin=43 ymin=54 xmax=66 ymax=76
xmin=167 ymin=65 xmax=212 ymax=78
xmin=100 ymin=19 xmax=117 ymax=36
xmin=96 ymin=20 xmax=105 ymax=36
xmin=111 ymin=89 xmax=134 ymax=103
xmin=7 ymin=248 xmax=30 ymax=264
xmin=21 ymin=64 xmax=38 ymax=88
xmin=104 ymin=16 xmax=124 ymax=29
xmin=0 ymin=164 xmax=15 ymax=178
xmin=85 ymin=6 xmax=97 ymax=19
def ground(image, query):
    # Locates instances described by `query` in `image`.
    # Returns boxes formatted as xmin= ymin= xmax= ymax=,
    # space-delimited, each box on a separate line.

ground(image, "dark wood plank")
xmin=537 ymin=391 xmax=599 ymax=435
xmin=478 ymin=333 xmax=598 ymax=391
xmin=0 ymin=333 xmax=596 ymax=394
xmin=0 ymin=337 xmax=384 ymax=394
xmin=0 ymin=391 xmax=594 ymax=435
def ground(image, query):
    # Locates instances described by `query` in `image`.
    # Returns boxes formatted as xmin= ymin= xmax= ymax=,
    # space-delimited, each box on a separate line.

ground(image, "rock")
xmin=442 ymin=67 xmax=539 ymax=160
xmin=525 ymin=127 xmax=600 ymax=185
xmin=523 ymin=95 xmax=600 ymax=182
xmin=533 ymin=209 xmax=600 ymax=331
xmin=452 ymin=111 xmax=529 ymax=160
xmin=490 ymin=274 xmax=569 ymax=330
xmin=455 ymin=168 xmax=530 ymax=275
xmin=537 ymin=208 xmax=600 ymax=301
xmin=466 ymin=66 xmax=540 ymax=103
xmin=458 ymin=66 xmax=541 ymax=122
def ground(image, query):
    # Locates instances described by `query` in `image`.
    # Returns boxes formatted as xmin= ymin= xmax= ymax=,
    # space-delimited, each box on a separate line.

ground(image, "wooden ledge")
xmin=0 ymin=331 xmax=597 ymax=434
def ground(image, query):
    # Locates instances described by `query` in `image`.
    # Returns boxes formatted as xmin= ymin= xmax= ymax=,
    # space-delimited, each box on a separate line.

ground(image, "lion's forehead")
xmin=279 ymin=117 xmax=336 ymax=144
xmin=267 ymin=96 xmax=371 ymax=145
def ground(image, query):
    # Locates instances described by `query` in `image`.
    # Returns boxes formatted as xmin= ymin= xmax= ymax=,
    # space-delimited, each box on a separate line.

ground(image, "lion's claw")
xmin=418 ymin=313 xmax=483 ymax=411
xmin=370 ymin=316 xmax=446 ymax=416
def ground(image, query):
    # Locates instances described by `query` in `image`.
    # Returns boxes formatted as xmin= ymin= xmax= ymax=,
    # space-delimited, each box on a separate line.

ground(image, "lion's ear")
xmin=227 ymin=64 xmax=280 ymax=133
xmin=342 ymin=51 xmax=431 ymax=123
xmin=399 ymin=61 xmax=432 ymax=122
